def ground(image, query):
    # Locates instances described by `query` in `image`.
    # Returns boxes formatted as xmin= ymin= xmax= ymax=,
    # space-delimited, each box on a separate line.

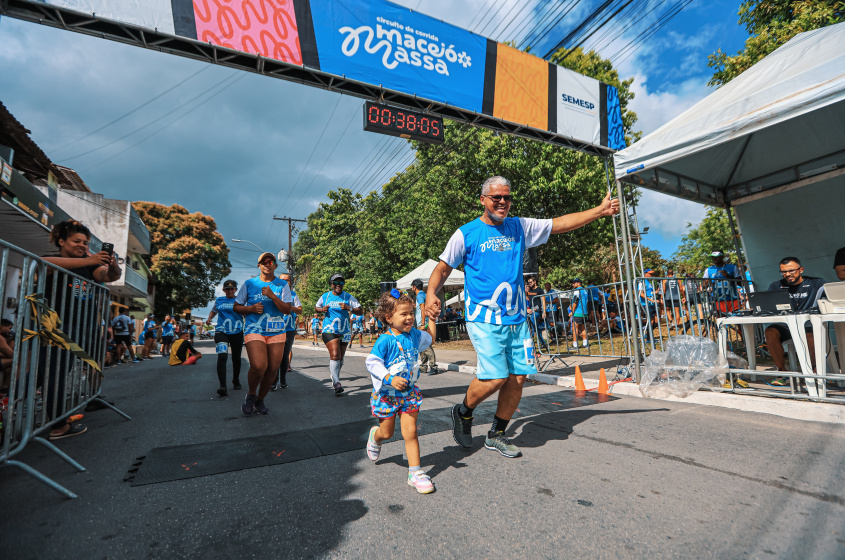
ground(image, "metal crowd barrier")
xmin=1 ymin=239 xmax=130 ymax=499
xmin=528 ymin=281 xmax=633 ymax=374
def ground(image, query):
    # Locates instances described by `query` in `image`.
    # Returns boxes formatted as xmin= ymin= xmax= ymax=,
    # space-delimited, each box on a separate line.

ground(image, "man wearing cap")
xmin=425 ymin=175 xmax=619 ymax=458
xmin=569 ymin=278 xmax=591 ymax=350
xmin=703 ymin=251 xmax=741 ymax=315
xmin=207 ymin=279 xmax=245 ymax=396
xmin=411 ymin=278 xmax=437 ymax=373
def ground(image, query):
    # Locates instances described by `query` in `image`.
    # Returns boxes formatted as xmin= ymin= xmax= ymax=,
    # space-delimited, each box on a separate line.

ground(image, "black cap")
xmin=222 ymin=279 xmax=237 ymax=289
xmin=330 ymin=273 xmax=345 ymax=284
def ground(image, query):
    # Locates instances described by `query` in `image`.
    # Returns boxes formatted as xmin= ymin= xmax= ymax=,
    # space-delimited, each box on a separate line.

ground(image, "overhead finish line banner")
xmin=34 ymin=0 xmax=625 ymax=151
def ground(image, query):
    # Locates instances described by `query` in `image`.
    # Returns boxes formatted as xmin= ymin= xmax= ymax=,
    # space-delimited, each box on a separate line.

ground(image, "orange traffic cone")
xmin=574 ymin=365 xmax=586 ymax=392
xmin=598 ymin=368 xmax=609 ymax=395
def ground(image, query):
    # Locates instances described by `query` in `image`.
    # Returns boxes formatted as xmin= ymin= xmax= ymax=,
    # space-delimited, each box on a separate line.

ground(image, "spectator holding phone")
xmin=42 ymin=220 xmax=121 ymax=439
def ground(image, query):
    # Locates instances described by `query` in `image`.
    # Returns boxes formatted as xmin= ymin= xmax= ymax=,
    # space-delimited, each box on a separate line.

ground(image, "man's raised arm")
xmin=425 ymin=261 xmax=453 ymax=320
xmin=550 ymin=191 xmax=620 ymax=234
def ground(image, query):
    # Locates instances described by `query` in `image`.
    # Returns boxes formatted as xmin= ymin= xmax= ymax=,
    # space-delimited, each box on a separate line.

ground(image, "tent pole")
xmin=616 ymin=179 xmax=642 ymax=382
xmin=605 ymin=158 xmax=633 ymax=361
xmin=726 ymin=203 xmax=751 ymax=296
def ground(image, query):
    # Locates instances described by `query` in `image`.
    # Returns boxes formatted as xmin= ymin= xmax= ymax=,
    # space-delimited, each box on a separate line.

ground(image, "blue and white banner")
xmin=309 ymin=0 xmax=487 ymax=113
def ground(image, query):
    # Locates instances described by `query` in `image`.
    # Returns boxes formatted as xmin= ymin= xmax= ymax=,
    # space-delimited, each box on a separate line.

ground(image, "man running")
xmin=411 ymin=279 xmax=437 ymax=373
xmin=311 ymin=314 xmax=321 ymax=346
xmin=426 ymin=176 xmax=619 ymax=458
xmin=272 ymin=273 xmax=302 ymax=390
xmin=111 ymin=308 xmax=139 ymax=363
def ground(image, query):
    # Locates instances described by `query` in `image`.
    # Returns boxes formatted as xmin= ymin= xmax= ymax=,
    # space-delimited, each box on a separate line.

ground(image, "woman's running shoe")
xmin=366 ymin=426 xmax=381 ymax=460
xmin=242 ymin=394 xmax=256 ymax=415
xmin=254 ymin=399 xmax=269 ymax=415
xmin=407 ymin=470 xmax=435 ymax=494
xmin=333 ymin=382 xmax=344 ymax=395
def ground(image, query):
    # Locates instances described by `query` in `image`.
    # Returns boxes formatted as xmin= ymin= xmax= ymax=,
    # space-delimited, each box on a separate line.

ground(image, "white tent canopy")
xmin=445 ymin=292 xmax=465 ymax=307
xmin=395 ymin=259 xmax=464 ymax=290
xmin=614 ymin=22 xmax=845 ymax=207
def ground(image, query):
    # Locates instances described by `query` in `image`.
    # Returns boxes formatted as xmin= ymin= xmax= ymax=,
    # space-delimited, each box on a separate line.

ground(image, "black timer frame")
xmin=363 ymin=101 xmax=445 ymax=144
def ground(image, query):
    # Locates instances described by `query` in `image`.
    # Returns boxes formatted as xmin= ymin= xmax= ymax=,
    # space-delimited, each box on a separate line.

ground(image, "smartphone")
xmin=101 ymin=243 xmax=114 ymax=256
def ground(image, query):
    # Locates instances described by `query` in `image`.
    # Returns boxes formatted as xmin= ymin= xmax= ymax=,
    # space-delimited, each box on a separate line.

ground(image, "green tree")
xmin=132 ymin=202 xmax=231 ymax=317
xmin=708 ymin=0 xmax=845 ymax=86
xmin=672 ymin=207 xmax=743 ymax=273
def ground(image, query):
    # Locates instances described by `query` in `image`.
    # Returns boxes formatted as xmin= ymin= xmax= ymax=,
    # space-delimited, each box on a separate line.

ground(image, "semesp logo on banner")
xmin=339 ymin=16 xmax=472 ymax=76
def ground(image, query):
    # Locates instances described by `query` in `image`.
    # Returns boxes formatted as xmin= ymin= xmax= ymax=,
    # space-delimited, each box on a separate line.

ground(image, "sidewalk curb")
xmin=527 ymin=372 xmax=845 ymax=425
xmin=293 ymin=344 xmax=845 ymax=425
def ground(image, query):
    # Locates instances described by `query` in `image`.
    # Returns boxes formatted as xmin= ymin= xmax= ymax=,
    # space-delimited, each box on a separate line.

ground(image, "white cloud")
xmin=626 ymin=73 xmax=711 ymax=136
xmin=635 ymin=189 xmax=707 ymax=239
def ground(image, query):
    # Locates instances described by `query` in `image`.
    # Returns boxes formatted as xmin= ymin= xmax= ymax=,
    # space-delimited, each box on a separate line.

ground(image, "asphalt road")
xmin=2 ymin=339 xmax=844 ymax=559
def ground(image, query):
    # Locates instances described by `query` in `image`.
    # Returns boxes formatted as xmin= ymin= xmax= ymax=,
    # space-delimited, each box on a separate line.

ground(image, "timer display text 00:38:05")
xmin=363 ymin=102 xmax=445 ymax=144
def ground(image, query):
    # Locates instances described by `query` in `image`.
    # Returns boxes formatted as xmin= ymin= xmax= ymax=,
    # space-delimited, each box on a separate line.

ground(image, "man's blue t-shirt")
xmin=439 ymin=217 xmax=552 ymax=325
xmin=366 ymin=328 xmax=432 ymax=396
xmin=235 ymin=277 xmax=293 ymax=336
xmin=572 ymin=287 xmax=590 ymax=316
xmin=704 ymin=263 xmax=740 ymax=301
xmin=316 ymin=291 xmax=361 ymax=334
xmin=111 ymin=314 xmax=132 ymax=335
xmin=352 ymin=315 xmax=364 ymax=330
xmin=283 ymin=290 xmax=302 ymax=332
xmin=161 ymin=321 xmax=175 ymax=337
xmin=415 ymin=291 xmax=427 ymax=327
xmin=311 ymin=317 xmax=320 ymax=331
xmin=211 ymin=295 xmax=244 ymax=335
xmin=637 ymin=280 xmax=655 ymax=307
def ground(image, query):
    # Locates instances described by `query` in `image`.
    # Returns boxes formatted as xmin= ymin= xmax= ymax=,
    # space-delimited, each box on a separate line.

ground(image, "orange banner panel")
xmin=493 ymin=44 xmax=548 ymax=130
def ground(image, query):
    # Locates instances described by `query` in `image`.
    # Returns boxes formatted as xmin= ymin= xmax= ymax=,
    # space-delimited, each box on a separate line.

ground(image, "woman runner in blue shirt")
xmin=207 ymin=279 xmax=245 ymax=396
xmin=315 ymin=273 xmax=363 ymax=394
xmin=233 ymin=252 xmax=292 ymax=415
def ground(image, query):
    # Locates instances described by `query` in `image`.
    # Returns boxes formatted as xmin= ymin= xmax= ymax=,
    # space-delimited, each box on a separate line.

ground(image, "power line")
xmin=78 ymin=74 xmax=245 ymax=173
xmin=58 ymin=72 xmax=236 ymax=163
xmin=270 ymin=94 xmax=344 ymax=218
xmin=48 ymin=65 xmax=211 ymax=155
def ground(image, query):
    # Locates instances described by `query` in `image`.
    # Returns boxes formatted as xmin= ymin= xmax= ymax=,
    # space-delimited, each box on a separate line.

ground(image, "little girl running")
xmin=365 ymin=288 xmax=437 ymax=494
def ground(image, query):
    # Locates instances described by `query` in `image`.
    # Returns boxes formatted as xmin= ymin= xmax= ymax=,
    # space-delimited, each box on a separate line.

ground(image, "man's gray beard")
xmin=485 ymin=209 xmax=507 ymax=223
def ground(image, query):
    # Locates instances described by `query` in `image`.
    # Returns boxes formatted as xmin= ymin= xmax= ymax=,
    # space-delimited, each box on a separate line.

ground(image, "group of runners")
xmin=205 ymin=176 xmax=617 ymax=494
xmin=206 ymin=252 xmax=363 ymax=412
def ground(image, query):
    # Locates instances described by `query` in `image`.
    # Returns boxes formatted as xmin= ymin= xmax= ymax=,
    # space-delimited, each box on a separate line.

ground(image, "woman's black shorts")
xmin=322 ymin=332 xmax=343 ymax=343
xmin=214 ymin=332 xmax=244 ymax=345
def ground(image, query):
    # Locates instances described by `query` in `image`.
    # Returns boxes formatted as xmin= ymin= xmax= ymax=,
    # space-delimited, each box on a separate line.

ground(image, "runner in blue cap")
xmin=315 ymin=273 xmax=363 ymax=394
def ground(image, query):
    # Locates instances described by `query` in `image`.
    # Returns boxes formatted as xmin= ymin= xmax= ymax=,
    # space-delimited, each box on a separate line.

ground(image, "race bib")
xmin=216 ymin=342 xmax=229 ymax=354
xmin=524 ymin=338 xmax=535 ymax=366
xmin=342 ymin=332 xmax=352 ymax=343
xmin=266 ymin=317 xmax=284 ymax=332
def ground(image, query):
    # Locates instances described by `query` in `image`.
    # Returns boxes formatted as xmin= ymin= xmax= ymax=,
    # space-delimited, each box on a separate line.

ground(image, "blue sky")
xmin=0 ymin=0 xmax=748 ymax=315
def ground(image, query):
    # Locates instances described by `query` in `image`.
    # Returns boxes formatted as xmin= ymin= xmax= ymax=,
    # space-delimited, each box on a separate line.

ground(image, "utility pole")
xmin=272 ymin=215 xmax=307 ymax=269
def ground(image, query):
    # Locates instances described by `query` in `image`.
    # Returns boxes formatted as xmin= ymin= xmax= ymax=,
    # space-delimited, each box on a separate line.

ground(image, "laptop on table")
xmin=748 ymin=290 xmax=793 ymax=315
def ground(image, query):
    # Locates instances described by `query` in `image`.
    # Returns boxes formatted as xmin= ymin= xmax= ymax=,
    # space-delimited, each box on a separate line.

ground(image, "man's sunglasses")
xmin=332 ymin=280 xmax=345 ymax=286
xmin=259 ymin=259 xmax=275 ymax=265
xmin=223 ymin=286 xmax=236 ymax=290
xmin=484 ymin=194 xmax=513 ymax=202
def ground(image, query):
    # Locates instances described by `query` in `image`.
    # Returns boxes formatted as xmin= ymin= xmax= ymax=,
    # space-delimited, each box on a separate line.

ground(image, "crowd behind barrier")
xmin=526 ymin=273 xmax=844 ymax=403
xmin=1 ymin=239 xmax=127 ymax=499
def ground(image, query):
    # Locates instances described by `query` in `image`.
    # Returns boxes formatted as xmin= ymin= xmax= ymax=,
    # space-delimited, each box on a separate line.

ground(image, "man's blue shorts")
xmin=466 ymin=321 xmax=535 ymax=379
